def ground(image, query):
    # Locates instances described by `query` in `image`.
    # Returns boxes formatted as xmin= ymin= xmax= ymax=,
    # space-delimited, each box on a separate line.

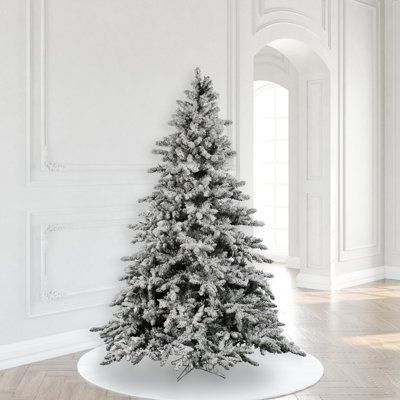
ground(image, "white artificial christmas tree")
xmin=91 ymin=68 xmax=304 ymax=380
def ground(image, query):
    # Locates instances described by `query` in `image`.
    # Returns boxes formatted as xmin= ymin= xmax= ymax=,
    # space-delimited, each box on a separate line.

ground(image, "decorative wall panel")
xmin=306 ymin=194 xmax=323 ymax=268
xmin=26 ymin=207 xmax=136 ymax=317
xmin=306 ymin=79 xmax=324 ymax=180
xmin=27 ymin=0 xmax=238 ymax=184
xmin=339 ymin=0 xmax=381 ymax=261
xmin=392 ymin=1 xmax=400 ymax=253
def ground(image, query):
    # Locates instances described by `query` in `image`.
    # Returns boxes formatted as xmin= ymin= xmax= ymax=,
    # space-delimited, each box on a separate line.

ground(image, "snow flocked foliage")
xmin=91 ymin=68 xmax=305 ymax=380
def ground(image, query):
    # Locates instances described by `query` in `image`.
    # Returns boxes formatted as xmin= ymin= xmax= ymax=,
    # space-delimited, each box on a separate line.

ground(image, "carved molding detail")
xmin=42 ymin=146 xmax=66 ymax=172
xmin=43 ymin=160 xmax=67 ymax=172
xmin=40 ymin=224 xmax=66 ymax=302
xmin=42 ymin=288 xmax=66 ymax=302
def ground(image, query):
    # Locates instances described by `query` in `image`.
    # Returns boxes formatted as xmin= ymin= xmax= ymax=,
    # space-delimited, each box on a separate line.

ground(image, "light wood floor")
xmin=1 ymin=265 xmax=400 ymax=400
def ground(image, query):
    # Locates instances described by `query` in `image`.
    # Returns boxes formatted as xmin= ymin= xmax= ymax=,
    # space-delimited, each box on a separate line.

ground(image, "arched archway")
xmin=250 ymin=33 xmax=335 ymax=289
xmin=253 ymin=46 xmax=299 ymax=267
xmin=253 ymin=80 xmax=290 ymax=262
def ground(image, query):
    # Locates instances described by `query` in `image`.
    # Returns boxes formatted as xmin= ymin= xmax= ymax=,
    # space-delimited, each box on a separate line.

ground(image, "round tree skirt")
xmin=78 ymin=346 xmax=323 ymax=400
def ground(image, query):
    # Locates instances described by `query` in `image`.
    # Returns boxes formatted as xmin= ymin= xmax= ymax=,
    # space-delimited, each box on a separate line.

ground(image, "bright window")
xmin=254 ymin=81 xmax=289 ymax=257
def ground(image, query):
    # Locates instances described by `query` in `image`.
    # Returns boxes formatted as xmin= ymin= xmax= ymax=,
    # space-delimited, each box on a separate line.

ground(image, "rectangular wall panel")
xmin=340 ymin=0 xmax=380 ymax=260
xmin=27 ymin=0 xmax=233 ymax=184
xmin=27 ymin=207 xmax=136 ymax=317
xmin=393 ymin=1 xmax=400 ymax=253
xmin=306 ymin=194 xmax=323 ymax=268
xmin=307 ymin=79 xmax=324 ymax=180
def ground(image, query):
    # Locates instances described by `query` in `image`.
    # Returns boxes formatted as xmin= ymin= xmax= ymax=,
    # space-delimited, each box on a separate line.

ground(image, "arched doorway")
xmin=253 ymin=46 xmax=300 ymax=268
xmin=251 ymin=38 xmax=333 ymax=289
xmin=253 ymin=81 xmax=289 ymax=262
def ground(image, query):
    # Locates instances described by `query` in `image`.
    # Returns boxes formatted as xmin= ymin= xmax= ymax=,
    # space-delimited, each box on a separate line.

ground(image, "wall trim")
xmin=26 ymin=0 xmax=240 ymax=184
xmin=0 ymin=328 xmax=101 ymax=371
xmin=296 ymin=265 xmax=399 ymax=290
xmin=388 ymin=0 xmax=400 ymax=255
xmin=306 ymin=194 xmax=324 ymax=269
xmin=333 ymin=266 xmax=385 ymax=289
xmin=227 ymin=0 xmax=240 ymax=177
xmin=385 ymin=266 xmax=400 ymax=280
xmin=26 ymin=206 xmax=135 ymax=318
xmin=26 ymin=0 xmax=153 ymax=182
xmin=253 ymin=0 xmax=332 ymax=48
xmin=286 ymin=256 xmax=300 ymax=269
xmin=296 ymin=272 xmax=331 ymax=290
xmin=338 ymin=0 xmax=381 ymax=261
xmin=306 ymin=79 xmax=324 ymax=181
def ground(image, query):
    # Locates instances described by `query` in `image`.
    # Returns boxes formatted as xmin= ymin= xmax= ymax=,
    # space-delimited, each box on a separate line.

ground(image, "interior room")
xmin=1 ymin=1 xmax=399 ymax=399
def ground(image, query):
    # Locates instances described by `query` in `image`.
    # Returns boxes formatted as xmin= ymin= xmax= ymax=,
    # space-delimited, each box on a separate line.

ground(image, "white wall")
xmin=0 ymin=0 xmax=235 ymax=351
xmin=385 ymin=0 xmax=400 ymax=279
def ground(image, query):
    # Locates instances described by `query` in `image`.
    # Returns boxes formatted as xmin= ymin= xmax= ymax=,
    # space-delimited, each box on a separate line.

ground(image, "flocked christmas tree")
xmin=91 ymin=68 xmax=304 ymax=380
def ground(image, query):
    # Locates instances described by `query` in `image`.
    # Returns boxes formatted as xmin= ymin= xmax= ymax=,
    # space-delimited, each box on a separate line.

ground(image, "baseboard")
xmin=0 ymin=328 xmax=101 ymax=371
xmin=385 ymin=266 xmax=400 ymax=280
xmin=296 ymin=273 xmax=332 ymax=290
xmin=266 ymin=253 xmax=288 ymax=264
xmin=285 ymin=256 xmax=300 ymax=269
xmin=332 ymin=266 xmax=386 ymax=289
xmin=296 ymin=266 xmax=388 ymax=291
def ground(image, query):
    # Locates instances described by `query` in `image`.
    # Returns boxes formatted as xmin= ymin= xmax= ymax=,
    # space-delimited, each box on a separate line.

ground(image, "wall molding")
xmin=227 ymin=0 xmax=240 ymax=178
xmin=26 ymin=206 xmax=135 ymax=317
xmin=26 ymin=0 xmax=239 ymax=184
xmin=333 ymin=266 xmax=385 ymax=289
xmin=40 ymin=224 xmax=67 ymax=301
xmin=390 ymin=1 xmax=400 ymax=254
xmin=338 ymin=0 xmax=381 ymax=261
xmin=38 ymin=222 xmax=124 ymax=305
xmin=297 ymin=265 xmax=396 ymax=290
xmin=26 ymin=0 xmax=153 ymax=184
xmin=385 ymin=266 xmax=400 ymax=280
xmin=253 ymin=0 xmax=332 ymax=48
xmin=0 ymin=329 xmax=101 ymax=371
xmin=296 ymin=272 xmax=331 ymax=290
xmin=306 ymin=79 xmax=324 ymax=180
xmin=306 ymin=194 xmax=323 ymax=269
xmin=393 ymin=0 xmax=400 ymax=253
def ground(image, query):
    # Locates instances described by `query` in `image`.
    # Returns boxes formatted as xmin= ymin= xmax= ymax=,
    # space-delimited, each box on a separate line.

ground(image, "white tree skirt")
xmin=78 ymin=346 xmax=323 ymax=400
